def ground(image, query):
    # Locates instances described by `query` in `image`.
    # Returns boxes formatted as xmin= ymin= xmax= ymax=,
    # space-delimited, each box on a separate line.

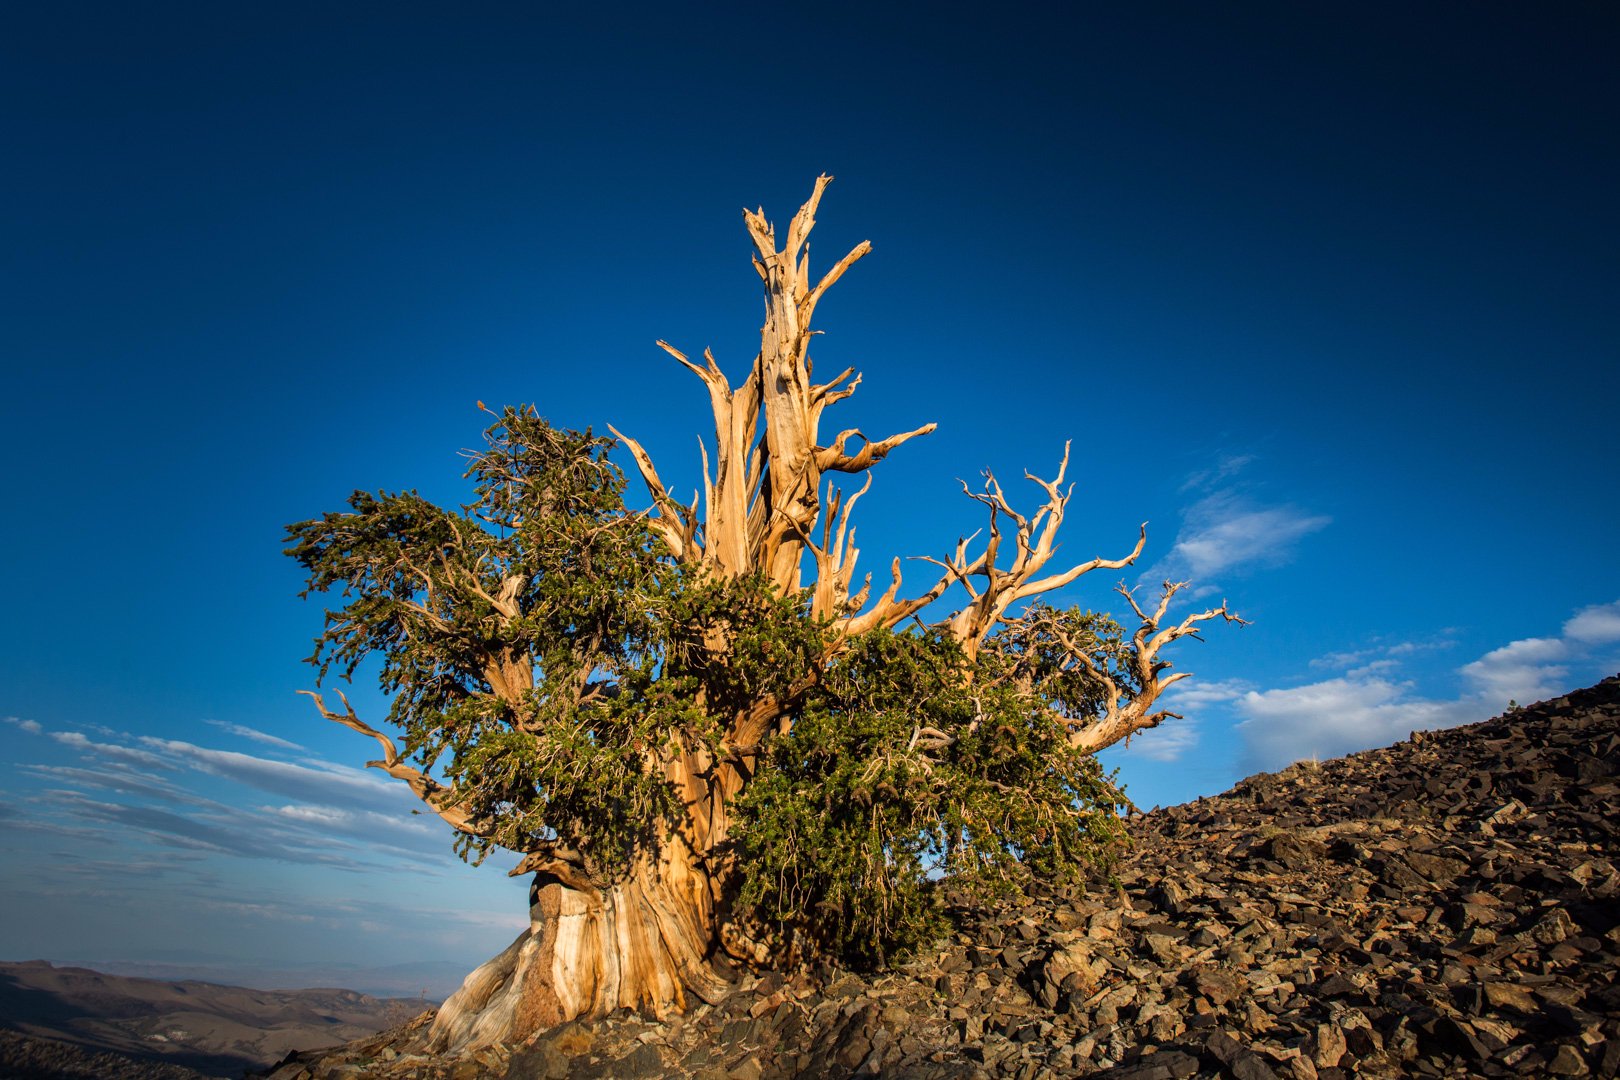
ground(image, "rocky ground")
xmin=256 ymin=677 xmax=1620 ymax=1080
xmin=0 ymin=1027 xmax=213 ymax=1080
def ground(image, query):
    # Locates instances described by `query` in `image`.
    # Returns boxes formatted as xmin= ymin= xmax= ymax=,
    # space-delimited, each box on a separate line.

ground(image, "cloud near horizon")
xmin=1564 ymin=601 xmax=1620 ymax=645
xmin=1115 ymin=678 xmax=1252 ymax=763
xmin=0 ymin=711 xmax=526 ymax=976
xmin=7 ymin=718 xmax=463 ymax=876
xmin=1233 ymin=598 xmax=1620 ymax=773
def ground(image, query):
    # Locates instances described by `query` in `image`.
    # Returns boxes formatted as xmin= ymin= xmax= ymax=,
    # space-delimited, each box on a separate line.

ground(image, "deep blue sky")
xmin=3 ymin=3 xmax=1617 ymax=987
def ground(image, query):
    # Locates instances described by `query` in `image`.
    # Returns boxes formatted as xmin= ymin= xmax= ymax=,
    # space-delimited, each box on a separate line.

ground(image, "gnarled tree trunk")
xmin=426 ymin=731 xmax=761 ymax=1053
xmin=429 ymin=850 xmax=729 ymax=1051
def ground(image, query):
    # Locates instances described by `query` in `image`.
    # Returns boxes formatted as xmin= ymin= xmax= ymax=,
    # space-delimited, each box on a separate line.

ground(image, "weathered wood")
xmin=616 ymin=175 xmax=936 ymax=618
xmin=429 ymin=847 xmax=729 ymax=1051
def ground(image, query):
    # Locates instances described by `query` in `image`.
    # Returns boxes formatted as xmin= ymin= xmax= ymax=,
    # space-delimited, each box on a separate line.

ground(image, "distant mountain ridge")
xmin=0 ymin=960 xmax=425 ymax=1078
xmin=41 ymin=958 xmax=468 ymax=1002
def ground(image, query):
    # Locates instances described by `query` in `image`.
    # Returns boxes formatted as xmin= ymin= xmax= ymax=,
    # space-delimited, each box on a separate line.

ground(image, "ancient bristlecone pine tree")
xmin=287 ymin=177 xmax=1242 ymax=1051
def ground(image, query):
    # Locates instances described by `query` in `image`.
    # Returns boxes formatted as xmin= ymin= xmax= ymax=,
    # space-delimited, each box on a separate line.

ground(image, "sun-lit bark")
xmin=610 ymin=175 xmax=936 ymax=614
xmin=429 ymin=844 xmax=730 ymax=1050
xmin=299 ymin=690 xmax=482 ymax=837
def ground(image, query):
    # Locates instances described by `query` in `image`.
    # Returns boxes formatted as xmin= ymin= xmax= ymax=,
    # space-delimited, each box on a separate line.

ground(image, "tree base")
xmin=428 ymin=872 xmax=734 ymax=1053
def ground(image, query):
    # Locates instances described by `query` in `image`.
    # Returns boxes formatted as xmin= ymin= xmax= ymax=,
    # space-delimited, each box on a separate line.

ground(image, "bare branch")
xmin=910 ymin=447 xmax=1150 ymax=656
xmin=816 ymin=423 xmax=938 ymax=474
xmin=1059 ymin=585 xmax=1247 ymax=754
xmin=784 ymin=174 xmax=832 ymax=265
xmin=629 ymin=177 xmax=942 ymax=602
xmin=607 ymin=424 xmax=699 ymax=561
xmin=743 ymin=206 xmax=777 ymax=263
xmin=805 ymin=476 xmax=875 ymax=621
xmin=655 ymin=339 xmax=713 ymax=382
xmin=803 ymin=240 xmax=872 ymax=321
xmin=298 ymin=690 xmax=486 ymax=838
xmin=508 ymin=843 xmax=593 ymax=893
xmin=1017 ymin=523 xmax=1148 ymax=600
xmin=913 ymin=529 xmax=987 ymax=601
xmin=839 ymin=556 xmax=954 ymax=637
xmin=698 ymin=435 xmax=714 ymax=525
xmin=810 ymin=366 xmax=860 ymax=409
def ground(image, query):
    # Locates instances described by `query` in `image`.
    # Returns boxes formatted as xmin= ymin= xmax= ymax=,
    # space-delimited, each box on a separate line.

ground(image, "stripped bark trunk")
xmin=428 ymin=849 xmax=729 ymax=1052
xmin=426 ymin=731 xmax=762 ymax=1052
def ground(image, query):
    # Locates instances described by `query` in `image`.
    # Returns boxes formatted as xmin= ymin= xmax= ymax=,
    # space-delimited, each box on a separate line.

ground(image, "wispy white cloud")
xmin=1309 ymin=648 xmax=1376 ymax=670
xmin=1309 ymin=633 xmax=1457 ymax=672
xmin=1143 ymin=457 xmax=1329 ymax=597
xmin=139 ymin=737 xmax=403 ymax=811
xmin=1127 ymin=718 xmax=1203 ymax=763
xmin=1152 ymin=491 xmax=1330 ymax=584
xmin=195 ymin=898 xmax=319 ymax=923
xmin=264 ymin=802 xmax=443 ymax=845
xmin=33 ymin=781 xmax=446 ymax=872
xmin=47 ymin=790 xmax=334 ymax=863
xmin=1346 ymin=659 xmax=1400 ymax=678
xmin=16 ymin=721 xmax=408 ymax=819
xmin=1159 ymin=677 xmax=1251 ymax=709
xmin=49 ymin=730 xmax=174 ymax=770
xmin=4 ymin=716 xmax=43 ymax=735
xmin=272 ymin=803 xmax=352 ymax=826
xmin=7 ymin=718 xmax=456 ymax=882
xmin=21 ymin=764 xmax=213 ymax=807
xmin=1458 ymin=637 xmax=1569 ymax=702
xmin=1234 ymin=598 xmax=1619 ymax=773
xmin=1234 ymin=677 xmax=1477 ymax=772
xmin=204 ymin=719 xmax=304 ymax=751
xmin=36 ymin=854 xmax=213 ymax=884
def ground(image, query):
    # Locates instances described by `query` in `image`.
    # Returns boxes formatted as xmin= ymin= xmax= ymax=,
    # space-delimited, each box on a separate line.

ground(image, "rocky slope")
xmin=0 ymin=1027 xmax=214 ymax=1080
xmin=258 ymin=676 xmax=1620 ymax=1079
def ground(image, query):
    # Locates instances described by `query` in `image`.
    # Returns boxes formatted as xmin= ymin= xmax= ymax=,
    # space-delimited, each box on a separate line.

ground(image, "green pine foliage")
xmin=288 ymin=406 xmax=1133 ymax=969
xmin=735 ymin=627 xmax=1130 ymax=967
